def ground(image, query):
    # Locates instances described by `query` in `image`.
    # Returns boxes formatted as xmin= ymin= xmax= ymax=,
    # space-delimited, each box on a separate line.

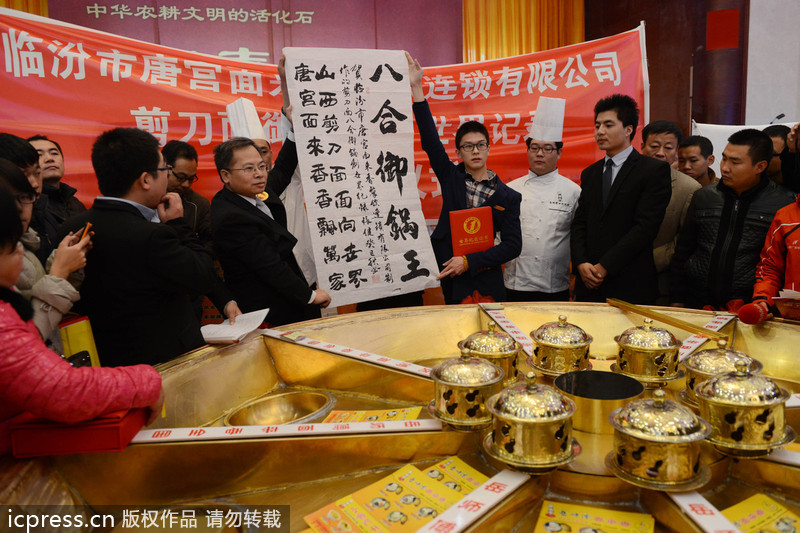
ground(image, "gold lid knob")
xmin=653 ymin=389 xmax=666 ymax=408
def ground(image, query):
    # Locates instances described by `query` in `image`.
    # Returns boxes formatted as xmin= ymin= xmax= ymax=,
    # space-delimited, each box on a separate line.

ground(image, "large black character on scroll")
xmin=370 ymin=99 xmax=408 ymax=134
xmin=376 ymin=151 xmax=409 ymax=196
xmin=400 ymin=250 xmax=430 ymax=282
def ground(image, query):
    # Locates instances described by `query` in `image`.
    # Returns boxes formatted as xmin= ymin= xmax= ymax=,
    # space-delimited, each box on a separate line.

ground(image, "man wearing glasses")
xmin=504 ymin=97 xmax=580 ymax=302
xmin=162 ymin=140 xmax=212 ymax=251
xmin=210 ymin=137 xmax=331 ymax=326
xmin=407 ymin=53 xmax=521 ymax=304
xmin=60 ymin=127 xmax=224 ymax=366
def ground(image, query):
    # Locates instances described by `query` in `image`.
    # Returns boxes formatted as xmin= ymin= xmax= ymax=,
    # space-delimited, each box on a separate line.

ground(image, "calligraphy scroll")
xmin=285 ymin=48 xmax=439 ymax=307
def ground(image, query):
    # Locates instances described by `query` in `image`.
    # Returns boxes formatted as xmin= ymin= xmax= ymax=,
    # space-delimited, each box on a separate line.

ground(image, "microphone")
xmin=738 ymin=303 xmax=769 ymax=325
xmin=769 ymin=113 xmax=786 ymax=124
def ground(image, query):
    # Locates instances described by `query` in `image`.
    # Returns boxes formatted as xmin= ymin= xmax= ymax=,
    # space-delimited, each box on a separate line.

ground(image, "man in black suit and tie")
xmin=210 ymin=136 xmax=331 ymax=326
xmin=571 ymin=94 xmax=671 ymax=304
xmin=61 ymin=128 xmax=221 ymax=366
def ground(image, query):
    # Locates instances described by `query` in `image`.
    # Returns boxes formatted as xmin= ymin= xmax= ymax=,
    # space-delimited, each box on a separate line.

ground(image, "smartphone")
xmin=80 ymin=222 xmax=93 ymax=240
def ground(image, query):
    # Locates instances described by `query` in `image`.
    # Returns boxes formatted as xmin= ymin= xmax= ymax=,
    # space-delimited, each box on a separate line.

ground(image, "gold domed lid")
xmin=432 ymin=348 xmax=505 ymax=386
xmin=531 ymin=315 xmax=593 ymax=348
xmin=695 ymin=360 xmax=790 ymax=407
xmin=616 ymin=318 xmax=680 ymax=350
xmin=610 ymin=390 xmax=710 ymax=443
xmin=487 ymin=372 xmax=575 ymax=422
xmin=460 ymin=321 xmax=520 ymax=356
xmin=683 ymin=340 xmax=763 ymax=376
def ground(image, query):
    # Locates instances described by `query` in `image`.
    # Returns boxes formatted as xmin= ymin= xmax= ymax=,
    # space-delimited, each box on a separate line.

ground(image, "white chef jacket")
xmin=503 ymin=169 xmax=580 ymax=293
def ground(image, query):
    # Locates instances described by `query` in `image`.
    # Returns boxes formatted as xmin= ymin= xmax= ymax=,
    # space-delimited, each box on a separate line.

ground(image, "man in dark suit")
xmin=571 ymin=94 xmax=672 ymax=304
xmin=211 ymin=136 xmax=331 ymax=326
xmin=407 ymin=53 xmax=522 ymax=304
xmin=61 ymin=128 xmax=220 ymax=366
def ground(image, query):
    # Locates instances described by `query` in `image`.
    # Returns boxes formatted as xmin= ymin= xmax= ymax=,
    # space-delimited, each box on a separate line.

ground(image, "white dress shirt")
xmin=603 ymin=144 xmax=634 ymax=186
xmin=503 ymin=169 xmax=581 ymax=293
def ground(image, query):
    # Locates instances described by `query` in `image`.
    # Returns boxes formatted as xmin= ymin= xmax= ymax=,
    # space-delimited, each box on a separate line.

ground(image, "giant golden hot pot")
xmin=5 ymin=302 xmax=800 ymax=532
xmin=607 ymin=389 xmax=711 ymax=491
xmin=528 ymin=314 xmax=592 ymax=376
xmin=614 ymin=318 xmax=682 ymax=384
xmin=484 ymin=372 xmax=577 ymax=474
xmin=430 ymin=348 xmax=505 ymax=431
xmin=696 ymin=360 xmax=796 ymax=457
xmin=681 ymin=339 xmax=762 ymax=407
xmin=458 ymin=321 xmax=521 ymax=387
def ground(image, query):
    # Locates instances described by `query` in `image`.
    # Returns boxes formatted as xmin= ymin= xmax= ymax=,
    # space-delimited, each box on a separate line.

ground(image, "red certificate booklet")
xmin=450 ymin=206 xmax=494 ymax=256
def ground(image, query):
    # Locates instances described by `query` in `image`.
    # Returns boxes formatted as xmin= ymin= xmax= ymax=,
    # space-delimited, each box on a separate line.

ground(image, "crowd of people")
xmin=2 ymin=52 xmax=800 ymax=453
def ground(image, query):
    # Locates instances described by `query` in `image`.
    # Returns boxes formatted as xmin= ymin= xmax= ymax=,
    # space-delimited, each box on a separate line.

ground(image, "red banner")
xmin=0 ymin=8 xmax=648 ymax=222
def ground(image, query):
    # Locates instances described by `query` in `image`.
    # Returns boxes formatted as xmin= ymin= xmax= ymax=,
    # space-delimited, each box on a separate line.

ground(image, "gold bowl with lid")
xmin=681 ymin=340 xmax=763 ymax=407
xmin=695 ymin=360 xmax=795 ymax=457
xmin=430 ymin=348 xmax=505 ymax=432
xmin=606 ymin=389 xmax=712 ymax=491
xmin=458 ymin=321 xmax=521 ymax=387
xmin=483 ymin=372 xmax=577 ymax=474
xmin=528 ymin=315 xmax=593 ymax=377
xmin=614 ymin=318 xmax=682 ymax=384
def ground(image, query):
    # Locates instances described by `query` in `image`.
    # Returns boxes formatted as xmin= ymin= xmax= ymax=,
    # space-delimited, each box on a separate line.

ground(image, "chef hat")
xmin=529 ymin=96 xmax=566 ymax=142
xmin=227 ymin=97 xmax=267 ymax=140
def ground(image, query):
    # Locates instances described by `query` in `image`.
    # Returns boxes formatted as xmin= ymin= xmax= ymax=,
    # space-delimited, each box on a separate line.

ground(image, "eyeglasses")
xmin=458 ymin=141 xmax=489 ymax=152
xmin=14 ymin=192 xmax=38 ymax=205
xmin=528 ymin=144 xmax=558 ymax=154
xmin=173 ymin=173 xmax=198 ymax=185
xmin=226 ymin=163 xmax=268 ymax=175
xmin=154 ymin=166 xmax=172 ymax=175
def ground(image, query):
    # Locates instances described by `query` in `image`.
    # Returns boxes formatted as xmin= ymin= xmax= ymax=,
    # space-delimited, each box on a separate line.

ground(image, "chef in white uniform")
xmin=503 ymin=97 xmax=580 ymax=301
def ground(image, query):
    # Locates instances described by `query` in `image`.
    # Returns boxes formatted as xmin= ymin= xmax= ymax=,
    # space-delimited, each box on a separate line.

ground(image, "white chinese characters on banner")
xmin=285 ymin=48 xmax=439 ymax=307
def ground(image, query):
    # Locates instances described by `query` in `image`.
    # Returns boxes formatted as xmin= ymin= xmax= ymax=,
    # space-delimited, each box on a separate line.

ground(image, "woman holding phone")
xmin=0 ymin=180 xmax=163 ymax=455
xmin=0 ymin=158 xmax=90 ymax=343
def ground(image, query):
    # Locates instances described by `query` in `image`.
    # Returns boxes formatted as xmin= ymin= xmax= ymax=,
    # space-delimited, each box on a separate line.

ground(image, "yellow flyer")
xmin=721 ymin=493 xmax=800 ymax=533
xmin=304 ymin=457 xmax=472 ymax=533
xmin=534 ymin=500 xmax=655 ymax=533
xmin=395 ymin=463 xmax=463 ymax=511
xmin=304 ymin=497 xmax=370 ymax=533
xmin=339 ymin=497 xmax=391 ymax=533
xmin=423 ymin=456 xmax=488 ymax=494
xmin=322 ymin=408 xmax=422 ymax=423
xmin=351 ymin=465 xmax=460 ymax=532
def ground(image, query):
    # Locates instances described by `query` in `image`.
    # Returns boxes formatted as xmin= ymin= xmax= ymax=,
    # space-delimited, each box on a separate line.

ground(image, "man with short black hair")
xmin=671 ymin=129 xmax=795 ymax=309
xmin=61 ymin=127 xmax=224 ymax=366
xmin=407 ymin=53 xmax=521 ymax=303
xmin=678 ymin=135 xmax=718 ymax=187
xmin=571 ymin=94 xmax=672 ymax=304
xmin=161 ymin=140 xmax=212 ymax=248
xmin=0 ymin=133 xmax=58 ymax=264
xmin=28 ymin=135 xmax=86 ymax=225
xmin=763 ymin=124 xmax=791 ymax=187
xmin=640 ymin=121 xmax=701 ymax=305
xmin=211 ymin=136 xmax=331 ymax=326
